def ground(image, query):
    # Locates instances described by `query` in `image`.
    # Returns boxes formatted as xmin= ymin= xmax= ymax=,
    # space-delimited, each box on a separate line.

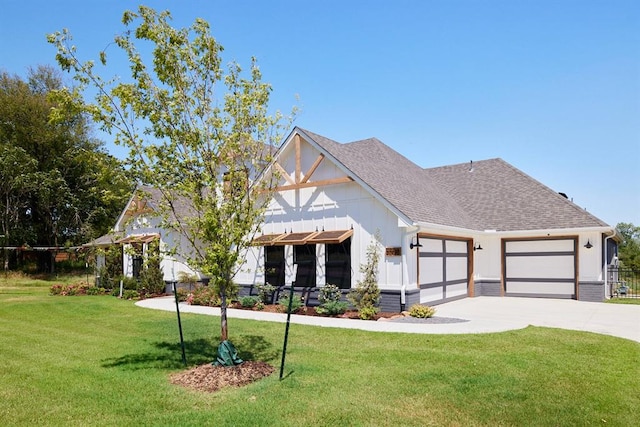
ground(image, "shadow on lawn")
xmin=101 ymin=334 xmax=278 ymax=370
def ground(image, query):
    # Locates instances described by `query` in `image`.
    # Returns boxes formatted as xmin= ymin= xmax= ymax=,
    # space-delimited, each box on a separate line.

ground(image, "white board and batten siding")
xmin=503 ymin=238 xmax=577 ymax=298
xmin=240 ymin=138 xmax=404 ymax=290
xmin=418 ymin=235 xmax=470 ymax=305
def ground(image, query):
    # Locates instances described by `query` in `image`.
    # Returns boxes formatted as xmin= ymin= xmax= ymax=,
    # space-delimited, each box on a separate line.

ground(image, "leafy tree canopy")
xmin=0 ymin=66 xmax=131 ymax=248
xmin=48 ymin=6 xmax=294 ymax=341
xmin=616 ymin=222 xmax=640 ymax=271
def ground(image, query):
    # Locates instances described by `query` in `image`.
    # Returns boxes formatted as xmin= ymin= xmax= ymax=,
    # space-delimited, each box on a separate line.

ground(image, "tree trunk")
xmin=220 ymin=283 xmax=228 ymax=341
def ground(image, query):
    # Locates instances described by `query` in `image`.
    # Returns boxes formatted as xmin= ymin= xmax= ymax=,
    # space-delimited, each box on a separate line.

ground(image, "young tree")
xmin=48 ymin=6 xmax=292 ymax=345
xmin=348 ymin=232 xmax=382 ymax=320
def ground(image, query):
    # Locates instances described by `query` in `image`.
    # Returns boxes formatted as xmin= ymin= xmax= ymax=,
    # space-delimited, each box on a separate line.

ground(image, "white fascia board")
xmin=485 ymin=226 xmax=614 ymax=238
xmin=253 ymin=127 xmax=297 ymax=184
xmin=414 ymin=221 xmax=477 ymax=236
xmin=413 ymin=222 xmax=614 ymax=238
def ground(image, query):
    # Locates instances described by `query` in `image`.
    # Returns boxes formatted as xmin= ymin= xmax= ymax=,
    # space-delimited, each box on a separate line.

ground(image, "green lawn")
xmin=1 ymin=281 xmax=639 ymax=426
xmin=607 ymin=297 xmax=640 ymax=305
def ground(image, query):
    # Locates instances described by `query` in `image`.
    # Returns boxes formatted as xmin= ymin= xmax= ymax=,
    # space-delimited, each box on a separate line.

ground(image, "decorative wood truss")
xmin=274 ymin=134 xmax=354 ymax=191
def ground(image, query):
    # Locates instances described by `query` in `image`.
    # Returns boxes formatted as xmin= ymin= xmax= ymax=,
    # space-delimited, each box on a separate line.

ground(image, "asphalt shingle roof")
xmin=424 ymin=158 xmax=608 ymax=231
xmin=297 ymin=128 xmax=609 ymax=232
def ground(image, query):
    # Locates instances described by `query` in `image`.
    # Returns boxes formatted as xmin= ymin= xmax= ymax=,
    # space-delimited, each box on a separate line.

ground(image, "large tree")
xmin=616 ymin=222 xmax=640 ymax=271
xmin=0 ymin=67 xmax=131 ymax=254
xmin=48 ymin=6 xmax=293 ymax=345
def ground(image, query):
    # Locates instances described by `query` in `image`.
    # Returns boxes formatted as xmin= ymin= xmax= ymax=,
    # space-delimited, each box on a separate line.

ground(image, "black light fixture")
xmin=584 ymin=239 xmax=593 ymax=249
xmin=474 ymin=243 xmax=483 ymax=251
xmin=410 ymin=236 xmax=423 ymax=250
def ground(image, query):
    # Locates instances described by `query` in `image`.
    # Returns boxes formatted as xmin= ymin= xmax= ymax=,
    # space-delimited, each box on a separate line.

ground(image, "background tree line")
xmin=616 ymin=222 xmax=640 ymax=272
xmin=0 ymin=66 xmax=131 ymax=252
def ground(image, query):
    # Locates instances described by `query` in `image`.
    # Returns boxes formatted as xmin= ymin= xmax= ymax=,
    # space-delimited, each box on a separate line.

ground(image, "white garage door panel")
xmin=507 ymin=281 xmax=575 ymax=295
xmin=506 ymin=239 xmax=574 ymax=253
xmin=446 ymin=240 xmax=467 ymax=253
xmin=446 ymin=257 xmax=468 ymax=281
xmin=420 ymin=257 xmax=443 ymax=284
xmin=423 ymin=239 xmax=442 ymax=252
xmin=420 ymin=287 xmax=444 ymax=304
xmin=506 ymin=255 xmax=574 ymax=279
xmin=447 ymin=282 xmax=468 ymax=298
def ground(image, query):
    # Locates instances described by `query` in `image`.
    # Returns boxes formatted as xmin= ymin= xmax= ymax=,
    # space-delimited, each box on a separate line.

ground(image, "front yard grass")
xmin=1 ymin=280 xmax=639 ymax=426
xmin=607 ymin=297 xmax=640 ymax=305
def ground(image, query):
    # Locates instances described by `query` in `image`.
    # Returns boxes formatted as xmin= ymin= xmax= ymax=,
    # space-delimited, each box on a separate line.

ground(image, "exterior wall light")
xmin=410 ymin=236 xmax=422 ymax=250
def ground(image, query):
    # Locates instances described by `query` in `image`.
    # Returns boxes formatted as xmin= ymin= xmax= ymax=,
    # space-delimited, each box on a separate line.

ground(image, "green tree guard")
xmin=214 ymin=340 xmax=244 ymax=367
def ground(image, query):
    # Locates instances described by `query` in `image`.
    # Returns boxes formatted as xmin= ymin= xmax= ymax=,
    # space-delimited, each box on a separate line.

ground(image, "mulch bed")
xmin=170 ymin=361 xmax=275 ymax=393
xmin=231 ymin=302 xmax=401 ymax=320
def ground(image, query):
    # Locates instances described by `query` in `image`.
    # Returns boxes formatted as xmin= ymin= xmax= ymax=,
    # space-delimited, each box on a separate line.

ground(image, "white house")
xmin=237 ymin=127 xmax=618 ymax=310
xmin=88 ymin=127 xmax=618 ymax=310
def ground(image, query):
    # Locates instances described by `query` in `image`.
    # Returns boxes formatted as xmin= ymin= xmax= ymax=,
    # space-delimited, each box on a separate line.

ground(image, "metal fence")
xmin=608 ymin=266 xmax=639 ymax=298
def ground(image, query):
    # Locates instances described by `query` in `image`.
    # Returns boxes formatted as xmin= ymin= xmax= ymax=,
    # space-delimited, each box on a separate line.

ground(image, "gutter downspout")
xmin=604 ymin=229 xmax=617 ymax=298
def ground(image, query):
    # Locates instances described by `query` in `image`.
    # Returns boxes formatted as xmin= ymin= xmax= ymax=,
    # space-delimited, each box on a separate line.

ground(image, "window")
xmin=264 ymin=246 xmax=285 ymax=288
xmin=293 ymin=245 xmax=316 ymax=288
xmin=325 ymin=238 xmax=351 ymax=289
xmin=131 ymin=243 xmax=143 ymax=279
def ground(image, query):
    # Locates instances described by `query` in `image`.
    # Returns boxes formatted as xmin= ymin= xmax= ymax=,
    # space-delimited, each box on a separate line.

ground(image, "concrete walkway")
xmin=136 ymin=296 xmax=640 ymax=343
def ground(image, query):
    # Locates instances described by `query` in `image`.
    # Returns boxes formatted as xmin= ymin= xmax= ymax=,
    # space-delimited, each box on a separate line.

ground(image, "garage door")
xmin=418 ymin=236 xmax=470 ymax=305
xmin=503 ymin=238 xmax=577 ymax=299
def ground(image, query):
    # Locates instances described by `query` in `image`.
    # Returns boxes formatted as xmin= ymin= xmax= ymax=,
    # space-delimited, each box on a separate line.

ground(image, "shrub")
xmin=86 ymin=286 xmax=103 ymax=295
xmin=189 ymin=286 xmax=221 ymax=307
xmin=255 ymin=301 xmax=264 ymax=311
xmin=176 ymin=287 xmax=190 ymax=302
xmin=137 ymin=264 xmax=165 ymax=296
xmin=318 ymin=284 xmax=343 ymax=304
xmin=358 ymin=306 xmax=378 ymax=320
xmin=316 ymin=284 xmax=348 ymax=315
xmin=50 ymin=284 xmax=63 ymax=295
xmin=316 ymin=300 xmax=349 ymax=316
xmin=256 ymin=282 xmax=276 ymax=304
xmin=122 ymin=289 xmax=140 ymax=300
xmin=278 ymin=293 xmax=304 ymax=313
xmin=121 ymin=276 xmax=138 ymax=291
xmin=50 ymin=282 xmax=92 ymax=296
xmin=240 ymin=295 xmax=261 ymax=308
xmin=409 ymin=304 xmax=436 ymax=318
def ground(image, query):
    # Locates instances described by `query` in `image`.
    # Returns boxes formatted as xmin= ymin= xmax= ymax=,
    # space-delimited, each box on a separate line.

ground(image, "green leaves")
xmin=49 ymin=6 xmax=296 ymax=339
xmin=0 ymin=68 xmax=131 ymax=246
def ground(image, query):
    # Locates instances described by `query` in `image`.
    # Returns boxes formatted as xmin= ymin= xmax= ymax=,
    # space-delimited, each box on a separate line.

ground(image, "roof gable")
xmin=297 ymin=128 xmax=478 ymax=229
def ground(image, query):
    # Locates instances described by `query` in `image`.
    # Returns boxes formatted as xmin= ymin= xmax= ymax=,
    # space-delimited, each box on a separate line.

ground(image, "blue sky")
xmin=1 ymin=0 xmax=639 ymax=227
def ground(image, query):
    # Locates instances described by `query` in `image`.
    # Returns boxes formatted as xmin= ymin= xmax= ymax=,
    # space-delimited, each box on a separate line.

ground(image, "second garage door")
xmin=503 ymin=238 xmax=577 ymax=299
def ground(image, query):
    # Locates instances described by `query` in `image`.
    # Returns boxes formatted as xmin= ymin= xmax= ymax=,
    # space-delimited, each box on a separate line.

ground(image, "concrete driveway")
xmin=434 ymin=297 xmax=640 ymax=343
xmin=136 ymin=296 xmax=640 ymax=343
